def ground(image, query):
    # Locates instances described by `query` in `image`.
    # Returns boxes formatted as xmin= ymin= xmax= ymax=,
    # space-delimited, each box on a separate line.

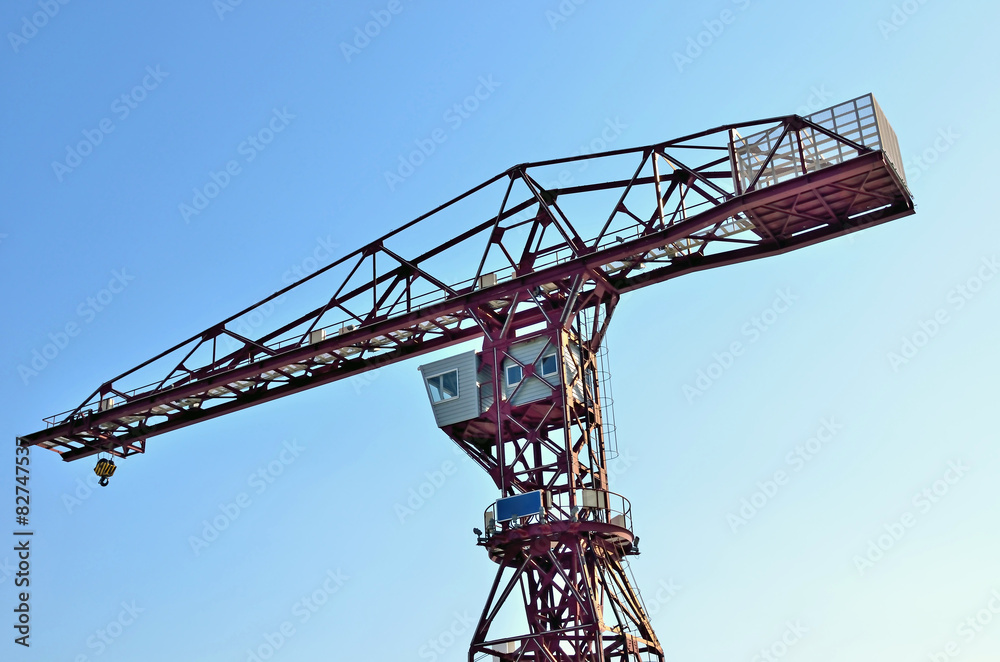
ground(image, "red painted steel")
xmin=18 ymin=96 xmax=912 ymax=461
xmin=17 ymin=94 xmax=914 ymax=662
xmin=440 ymin=288 xmax=663 ymax=660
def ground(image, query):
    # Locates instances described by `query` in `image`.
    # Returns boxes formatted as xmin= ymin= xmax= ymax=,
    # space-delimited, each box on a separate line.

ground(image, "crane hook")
xmin=94 ymin=457 xmax=116 ymax=487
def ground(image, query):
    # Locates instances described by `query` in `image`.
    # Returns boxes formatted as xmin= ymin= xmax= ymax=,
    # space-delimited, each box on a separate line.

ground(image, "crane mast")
xmin=440 ymin=291 xmax=662 ymax=659
xmin=19 ymin=94 xmax=913 ymax=661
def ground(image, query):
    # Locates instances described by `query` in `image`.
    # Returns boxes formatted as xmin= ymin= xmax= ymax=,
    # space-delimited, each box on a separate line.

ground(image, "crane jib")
xmin=18 ymin=94 xmax=914 ymax=463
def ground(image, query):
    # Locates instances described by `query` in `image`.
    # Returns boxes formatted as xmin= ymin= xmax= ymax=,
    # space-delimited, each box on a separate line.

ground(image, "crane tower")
xmin=19 ymin=94 xmax=913 ymax=661
xmin=417 ymin=285 xmax=652 ymax=659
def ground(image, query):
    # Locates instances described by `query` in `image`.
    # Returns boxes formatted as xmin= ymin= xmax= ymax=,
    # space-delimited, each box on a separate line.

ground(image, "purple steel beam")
xmin=18 ymin=95 xmax=914 ymax=463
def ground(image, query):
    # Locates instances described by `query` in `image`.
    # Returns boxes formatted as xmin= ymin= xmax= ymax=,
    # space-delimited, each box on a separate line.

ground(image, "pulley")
xmin=94 ymin=457 xmax=116 ymax=487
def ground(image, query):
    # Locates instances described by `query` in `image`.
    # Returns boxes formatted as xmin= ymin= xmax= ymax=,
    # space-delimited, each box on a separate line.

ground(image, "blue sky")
xmin=2 ymin=1 xmax=1000 ymax=660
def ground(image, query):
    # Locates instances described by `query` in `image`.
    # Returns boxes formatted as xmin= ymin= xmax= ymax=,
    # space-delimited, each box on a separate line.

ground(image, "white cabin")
xmin=417 ymin=337 xmax=584 ymax=427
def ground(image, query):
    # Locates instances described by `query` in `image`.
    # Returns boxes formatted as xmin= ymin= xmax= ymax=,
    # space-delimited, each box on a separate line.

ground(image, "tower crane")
xmin=19 ymin=94 xmax=913 ymax=661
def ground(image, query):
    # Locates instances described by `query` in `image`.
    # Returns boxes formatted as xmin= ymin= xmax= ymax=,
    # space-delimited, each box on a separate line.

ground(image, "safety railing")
xmin=482 ymin=489 xmax=633 ymax=537
xmin=732 ymin=93 xmax=907 ymax=194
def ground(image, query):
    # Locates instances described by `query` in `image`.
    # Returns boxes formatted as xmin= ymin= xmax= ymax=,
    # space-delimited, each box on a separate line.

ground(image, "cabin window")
xmin=427 ymin=370 xmax=459 ymax=403
xmin=540 ymin=353 xmax=558 ymax=377
xmin=506 ymin=364 xmax=523 ymax=386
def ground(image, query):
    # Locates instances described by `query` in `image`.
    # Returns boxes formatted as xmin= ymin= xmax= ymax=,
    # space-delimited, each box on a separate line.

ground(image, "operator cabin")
xmin=417 ymin=335 xmax=585 ymax=432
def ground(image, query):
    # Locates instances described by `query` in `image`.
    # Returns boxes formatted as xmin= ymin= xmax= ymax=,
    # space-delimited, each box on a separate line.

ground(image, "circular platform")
xmin=481 ymin=518 xmax=635 ymax=564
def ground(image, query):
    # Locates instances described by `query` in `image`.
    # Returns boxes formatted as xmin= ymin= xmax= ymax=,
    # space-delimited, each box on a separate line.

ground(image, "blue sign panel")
xmin=496 ymin=491 xmax=544 ymax=522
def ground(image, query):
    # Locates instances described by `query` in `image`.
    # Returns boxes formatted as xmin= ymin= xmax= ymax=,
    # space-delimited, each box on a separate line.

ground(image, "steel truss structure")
xmin=455 ymin=301 xmax=664 ymax=660
xmin=20 ymin=94 xmax=913 ymax=661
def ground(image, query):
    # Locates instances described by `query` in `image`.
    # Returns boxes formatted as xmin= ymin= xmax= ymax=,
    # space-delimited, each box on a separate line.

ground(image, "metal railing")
xmin=483 ymin=489 xmax=634 ymax=537
xmin=732 ymin=93 xmax=907 ymax=193
xmin=39 ymin=95 xmax=906 ymax=435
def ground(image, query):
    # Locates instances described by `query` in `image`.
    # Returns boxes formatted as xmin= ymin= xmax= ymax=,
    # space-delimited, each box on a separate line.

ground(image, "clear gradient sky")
xmin=2 ymin=1 xmax=1000 ymax=661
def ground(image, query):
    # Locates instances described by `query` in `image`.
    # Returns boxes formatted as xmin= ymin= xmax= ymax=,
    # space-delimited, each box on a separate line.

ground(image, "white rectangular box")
xmin=582 ymin=489 xmax=606 ymax=509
